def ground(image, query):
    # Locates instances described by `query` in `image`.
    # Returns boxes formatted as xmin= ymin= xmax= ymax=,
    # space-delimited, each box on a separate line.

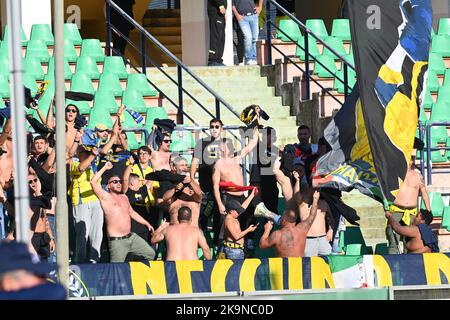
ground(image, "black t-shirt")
xmin=232 ymin=0 xmax=257 ymax=15
xmin=250 ymin=141 xmax=278 ymax=183
xmin=193 ymin=137 xmax=221 ymax=193
xmin=126 ymin=186 xmax=150 ymax=220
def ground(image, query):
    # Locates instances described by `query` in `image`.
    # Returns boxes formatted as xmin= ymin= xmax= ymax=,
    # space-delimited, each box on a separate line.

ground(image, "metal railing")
xmin=266 ymin=0 xmax=356 ymax=104
xmin=424 ymin=121 xmax=450 ymax=185
xmin=105 ymin=0 xmax=240 ymax=125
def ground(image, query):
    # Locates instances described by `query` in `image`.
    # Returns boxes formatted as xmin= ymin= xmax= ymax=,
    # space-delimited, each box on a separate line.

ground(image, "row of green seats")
xmin=277 ymin=19 xmax=351 ymax=42
xmin=1 ymin=23 xmax=82 ymax=46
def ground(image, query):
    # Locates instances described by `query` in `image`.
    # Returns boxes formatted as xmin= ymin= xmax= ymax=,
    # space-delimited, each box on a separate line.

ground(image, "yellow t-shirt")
xmin=131 ymin=163 xmax=159 ymax=206
xmin=68 ymin=161 xmax=99 ymax=205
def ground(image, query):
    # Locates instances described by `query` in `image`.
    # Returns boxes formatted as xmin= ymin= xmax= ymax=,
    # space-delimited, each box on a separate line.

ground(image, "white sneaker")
xmin=238 ymin=62 xmax=245 ymax=66
xmin=246 ymin=60 xmax=258 ymax=65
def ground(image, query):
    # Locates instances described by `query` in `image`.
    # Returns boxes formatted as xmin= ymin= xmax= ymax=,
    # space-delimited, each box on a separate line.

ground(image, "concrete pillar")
xmin=180 ymin=0 xmax=208 ymax=66
xmin=21 ymin=0 xmax=52 ymax=38
xmin=222 ymin=0 xmax=234 ymax=66
xmin=1 ymin=0 xmax=7 ymax=36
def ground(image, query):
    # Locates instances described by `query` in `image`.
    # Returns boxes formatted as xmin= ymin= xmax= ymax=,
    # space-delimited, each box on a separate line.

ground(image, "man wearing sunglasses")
xmin=190 ymin=118 xmax=224 ymax=245
xmin=150 ymin=132 xmax=172 ymax=172
xmin=91 ymin=161 xmax=155 ymax=263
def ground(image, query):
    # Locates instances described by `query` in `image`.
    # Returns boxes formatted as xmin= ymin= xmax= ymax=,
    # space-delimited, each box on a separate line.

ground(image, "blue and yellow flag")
xmin=315 ymin=0 xmax=432 ymax=203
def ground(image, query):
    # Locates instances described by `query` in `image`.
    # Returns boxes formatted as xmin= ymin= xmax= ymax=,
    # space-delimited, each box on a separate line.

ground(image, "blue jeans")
xmin=0 ymin=202 xmax=5 ymax=240
xmin=238 ymin=14 xmax=259 ymax=61
xmin=223 ymin=246 xmax=245 ymax=259
xmin=47 ymin=215 xmax=57 ymax=264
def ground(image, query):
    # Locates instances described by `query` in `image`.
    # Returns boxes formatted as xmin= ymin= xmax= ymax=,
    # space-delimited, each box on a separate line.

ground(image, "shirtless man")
xmin=64 ymin=104 xmax=79 ymax=156
xmin=222 ymin=198 xmax=258 ymax=259
xmin=150 ymin=132 xmax=172 ymax=171
xmin=28 ymin=173 xmax=55 ymax=262
xmin=300 ymin=185 xmax=333 ymax=257
xmin=385 ymin=209 xmax=437 ymax=253
xmin=90 ymin=162 xmax=155 ymax=263
xmin=161 ymin=176 xmax=202 ymax=226
xmin=259 ymin=190 xmax=320 ymax=257
xmin=151 ymin=207 xmax=211 ymax=261
xmin=213 ymin=126 xmax=259 ymax=215
xmin=387 ymin=150 xmax=431 ymax=254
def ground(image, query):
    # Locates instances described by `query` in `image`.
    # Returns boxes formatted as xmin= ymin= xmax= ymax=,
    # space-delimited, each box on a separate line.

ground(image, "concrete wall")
xmin=180 ymin=0 xmax=208 ymax=66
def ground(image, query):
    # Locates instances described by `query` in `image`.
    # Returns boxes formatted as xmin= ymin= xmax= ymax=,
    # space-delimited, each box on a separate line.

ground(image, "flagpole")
xmin=54 ymin=0 xmax=69 ymax=292
xmin=7 ymin=0 xmax=30 ymax=243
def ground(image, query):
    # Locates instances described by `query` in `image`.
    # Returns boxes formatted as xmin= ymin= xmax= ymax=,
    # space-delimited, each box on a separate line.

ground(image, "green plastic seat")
xmin=103 ymin=56 xmax=128 ymax=79
xmin=427 ymin=71 xmax=440 ymax=92
xmin=145 ymin=107 xmax=168 ymax=129
xmin=438 ymin=18 xmax=450 ymax=35
xmin=23 ymin=73 xmax=38 ymax=96
xmin=64 ymin=23 xmax=82 ymax=46
xmin=277 ymin=20 xmax=301 ymax=42
xmin=374 ymin=243 xmax=388 ymax=255
xmin=443 ymin=69 xmax=450 ymax=88
xmin=0 ymin=57 xmax=9 ymax=78
xmin=125 ymin=132 xmax=140 ymax=150
xmin=305 ymin=19 xmax=328 ymax=39
xmin=295 ymin=36 xmax=320 ymax=61
xmin=170 ymin=128 xmax=196 ymax=152
xmin=322 ymin=36 xmax=347 ymax=59
xmin=121 ymin=110 xmax=144 ymax=129
xmin=93 ymin=91 xmax=118 ymax=114
xmin=422 ymin=191 xmax=444 ymax=217
xmin=23 ymin=56 xmax=45 ymax=80
xmin=0 ymin=75 xmax=9 ymax=97
xmin=122 ymin=89 xmax=147 ymax=113
xmin=428 ymin=53 xmax=446 ymax=75
xmin=0 ymin=41 xmax=8 ymax=59
xmin=64 ymin=40 xmax=78 ymax=63
xmin=437 ymin=86 xmax=450 ymax=104
xmin=429 ymin=124 xmax=448 ymax=145
xmin=30 ymin=24 xmax=54 ymax=46
xmin=331 ymin=19 xmax=351 ymax=41
xmin=25 ymin=40 xmax=50 ymax=63
xmin=313 ymin=54 xmax=337 ymax=78
xmin=66 ymin=98 xmax=91 ymax=115
xmin=126 ymin=73 xmax=157 ymax=96
xmin=47 ymin=57 xmax=72 ymax=80
xmin=422 ymin=89 xmax=433 ymax=110
xmin=0 ymin=94 xmax=4 ymax=108
xmin=343 ymin=51 xmax=354 ymax=66
xmin=419 ymin=106 xmax=428 ymax=122
xmin=70 ymin=73 xmax=95 ymax=95
xmin=79 ymin=39 xmax=104 ymax=62
xmin=431 ymin=35 xmax=450 ymax=56
xmin=88 ymin=107 xmax=114 ymax=129
xmin=430 ymin=101 xmax=450 ymax=122
xmin=345 ymin=243 xmax=362 ymax=255
xmin=36 ymin=86 xmax=54 ymax=115
xmin=98 ymin=73 xmax=123 ymax=97
xmin=3 ymin=25 xmax=28 ymax=46
xmin=75 ymin=56 xmax=100 ymax=80
xmin=442 ymin=207 xmax=450 ymax=230
xmin=334 ymin=67 xmax=356 ymax=93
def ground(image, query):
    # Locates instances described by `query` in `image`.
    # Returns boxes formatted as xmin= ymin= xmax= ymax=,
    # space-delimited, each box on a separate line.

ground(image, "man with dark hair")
xmin=91 ymin=161 xmax=155 ymax=263
xmin=386 ymin=209 xmax=439 ymax=253
xmin=208 ymin=0 xmax=227 ymax=66
xmin=151 ymin=207 xmax=211 ymax=261
xmin=32 ymin=135 xmax=50 ymax=165
xmin=190 ymin=118 xmax=224 ymax=243
xmin=260 ymin=190 xmax=321 ymax=257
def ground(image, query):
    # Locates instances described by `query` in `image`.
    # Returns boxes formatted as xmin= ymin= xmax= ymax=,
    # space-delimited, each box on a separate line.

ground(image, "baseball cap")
xmin=0 ymin=242 xmax=53 ymax=276
xmin=225 ymin=200 xmax=245 ymax=215
xmin=95 ymin=123 xmax=108 ymax=131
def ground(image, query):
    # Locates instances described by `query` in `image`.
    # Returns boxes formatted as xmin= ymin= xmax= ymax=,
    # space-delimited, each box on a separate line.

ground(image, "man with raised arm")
xmin=90 ymin=161 xmax=155 ymax=263
xmin=151 ymin=207 xmax=211 ymax=261
xmin=259 ymin=190 xmax=321 ymax=257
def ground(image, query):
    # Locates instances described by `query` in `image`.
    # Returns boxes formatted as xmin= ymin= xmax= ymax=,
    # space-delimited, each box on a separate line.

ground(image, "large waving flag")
xmin=315 ymin=0 xmax=432 ymax=203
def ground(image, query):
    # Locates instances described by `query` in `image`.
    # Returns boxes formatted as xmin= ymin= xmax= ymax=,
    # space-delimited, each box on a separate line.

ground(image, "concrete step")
xmin=143 ymin=17 xmax=181 ymax=27
xmin=148 ymin=77 xmax=269 ymax=88
xmin=148 ymin=35 xmax=181 ymax=45
xmin=143 ymin=9 xmax=180 ymax=19
xmin=160 ymin=87 xmax=278 ymax=101
xmin=147 ymin=26 xmax=181 ymax=36
xmin=358 ymin=227 xmax=386 ymax=240
xmin=146 ymin=65 xmax=262 ymax=78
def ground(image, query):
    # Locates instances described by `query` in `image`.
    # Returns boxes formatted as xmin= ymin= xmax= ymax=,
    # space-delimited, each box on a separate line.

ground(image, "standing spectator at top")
xmin=107 ymin=0 xmax=136 ymax=56
xmin=232 ymin=0 xmax=264 ymax=65
xmin=190 ymin=118 xmax=224 ymax=244
xmin=207 ymin=0 xmax=227 ymax=66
